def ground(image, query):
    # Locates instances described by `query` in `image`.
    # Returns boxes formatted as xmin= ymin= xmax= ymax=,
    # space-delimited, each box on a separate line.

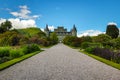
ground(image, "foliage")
xmin=93 ymin=34 xmax=112 ymax=44
xmin=0 ymin=20 xmax=12 ymax=33
xmin=85 ymin=47 xmax=120 ymax=64
xmin=0 ymin=44 xmax=40 ymax=64
xmin=10 ymin=49 xmax=24 ymax=58
xmin=113 ymin=37 xmax=120 ymax=49
xmin=81 ymin=42 xmax=90 ymax=49
xmin=71 ymin=37 xmax=82 ymax=47
xmin=0 ymin=47 xmax=10 ymax=58
xmin=80 ymin=50 xmax=120 ymax=70
xmin=50 ymin=32 xmax=58 ymax=44
xmin=19 ymin=36 xmax=29 ymax=45
xmin=106 ymin=24 xmax=119 ymax=39
xmin=22 ymin=44 xmax=40 ymax=54
xmin=0 ymin=31 xmax=28 ymax=46
xmin=0 ymin=57 xmax=11 ymax=64
xmin=93 ymin=47 xmax=114 ymax=60
xmin=85 ymin=47 xmax=95 ymax=53
xmin=17 ymin=27 xmax=45 ymax=38
xmin=104 ymin=37 xmax=120 ymax=49
xmin=0 ymin=51 xmax=40 ymax=70
xmin=82 ymin=42 xmax=102 ymax=54
xmin=81 ymin=36 xmax=92 ymax=42
xmin=63 ymin=36 xmax=76 ymax=45
xmin=81 ymin=42 xmax=102 ymax=49
xmin=0 ymin=47 xmax=10 ymax=63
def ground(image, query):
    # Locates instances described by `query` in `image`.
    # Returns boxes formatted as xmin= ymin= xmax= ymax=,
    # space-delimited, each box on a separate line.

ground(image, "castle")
xmin=44 ymin=24 xmax=77 ymax=42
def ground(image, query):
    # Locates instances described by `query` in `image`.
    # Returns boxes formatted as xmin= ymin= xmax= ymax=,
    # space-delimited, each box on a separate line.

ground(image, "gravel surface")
xmin=0 ymin=43 xmax=120 ymax=80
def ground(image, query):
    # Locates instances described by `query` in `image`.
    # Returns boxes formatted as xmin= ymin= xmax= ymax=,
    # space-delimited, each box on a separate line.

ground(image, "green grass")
xmin=17 ymin=27 xmax=42 ymax=37
xmin=80 ymin=50 xmax=120 ymax=70
xmin=0 ymin=51 xmax=41 ymax=71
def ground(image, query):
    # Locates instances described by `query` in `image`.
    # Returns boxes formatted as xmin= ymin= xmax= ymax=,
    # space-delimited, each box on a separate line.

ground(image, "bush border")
xmin=0 ymin=51 xmax=41 ymax=71
xmin=80 ymin=50 xmax=120 ymax=70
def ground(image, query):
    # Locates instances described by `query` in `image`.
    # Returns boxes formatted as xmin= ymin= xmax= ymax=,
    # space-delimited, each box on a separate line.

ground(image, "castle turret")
xmin=44 ymin=24 xmax=50 ymax=37
xmin=71 ymin=24 xmax=77 ymax=36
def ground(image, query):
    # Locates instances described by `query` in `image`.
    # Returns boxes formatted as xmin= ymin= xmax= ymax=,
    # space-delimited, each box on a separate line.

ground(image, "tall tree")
xmin=50 ymin=32 xmax=58 ymax=44
xmin=106 ymin=24 xmax=119 ymax=39
xmin=0 ymin=20 xmax=12 ymax=33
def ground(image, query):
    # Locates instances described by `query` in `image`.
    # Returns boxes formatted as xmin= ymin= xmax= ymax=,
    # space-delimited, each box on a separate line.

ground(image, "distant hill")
xmin=17 ymin=27 xmax=45 ymax=37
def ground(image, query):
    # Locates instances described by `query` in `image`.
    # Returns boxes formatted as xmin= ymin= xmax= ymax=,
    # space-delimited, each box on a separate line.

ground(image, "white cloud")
xmin=19 ymin=5 xmax=28 ymax=9
xmin=48 ymin=25 xmax=55 ymax=31
xmin=78 ymin=30 xmax=104 ymax=37
xmin=0 ymin=18 xmax=6 ymax=24
xmin=0 ymin=5 xmax=41 ymax=29
xmin=40 ymin=28 xmax=44 ymax=32
xmin=108 ymin=22 xmax=117 ymax=26
xmin=0 ymin=18 xmax=37 ymax=29
xmin=10 ymin=5 xmax=40 ymax=19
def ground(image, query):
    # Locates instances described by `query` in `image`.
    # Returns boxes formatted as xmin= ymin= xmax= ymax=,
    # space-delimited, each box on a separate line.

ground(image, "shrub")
xmin=81 ymin=36 xmax=92 ymax=42
xmin=63 ymin=36 xmax=76 ymax=45
xmin=0 ymin=57 xmax=11 ymax=63
xmin=71 ymin=37 xmax=82 ymax=47
xmin=22 ymin=44 xmax=40 ymax=54
xmin=10 ymin=49 xmax=24 ymax=58
xmin=0 ymin=47 xmax=10 ymax=58
xmin=93 ymin=47 xmax=114 ymax=60
xmin=81 ymin=42 xmax=90 ymax=49
xmin=114 ymin=53 xmax=120 ymax=64
xmin=93 ymin=34 xmax=112 ymax=44
xmin=0 ymin=31 xmax=27 ymax=46
xmin=85 ymin=47 xmax=95 ymax=53
xmin=81 ymin=42 xmax=102 ymax=49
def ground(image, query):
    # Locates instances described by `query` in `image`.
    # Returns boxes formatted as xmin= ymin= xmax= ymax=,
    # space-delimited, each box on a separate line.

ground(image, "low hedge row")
xmin=0 ymin=44 xmax=40 ymax=64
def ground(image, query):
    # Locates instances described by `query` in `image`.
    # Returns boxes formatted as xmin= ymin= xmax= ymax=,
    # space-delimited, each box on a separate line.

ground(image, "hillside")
xmin=17 ymin=27 xmax=44 ymax=37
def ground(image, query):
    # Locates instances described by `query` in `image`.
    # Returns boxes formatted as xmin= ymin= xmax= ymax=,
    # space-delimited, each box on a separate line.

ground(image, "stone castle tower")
xmin=71 ymin=24 xmax=77 ymax=36
xmin=44 ymin=24 xmax=77 ymax=41
xmin=44 ymin=24 xmax=50 ymax=37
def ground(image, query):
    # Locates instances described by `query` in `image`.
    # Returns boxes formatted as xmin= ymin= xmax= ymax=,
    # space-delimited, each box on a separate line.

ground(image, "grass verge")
xmin=0 ymin=51 xmax=41 ymax=71
xmin=80 ymin=50 xmax=120 ymax=70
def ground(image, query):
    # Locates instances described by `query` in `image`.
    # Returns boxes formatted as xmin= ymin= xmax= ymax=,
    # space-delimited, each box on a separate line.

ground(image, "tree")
xmin=81 ymin=36 xmax=92 ymax=42
xmin=63 ymin=36 xmax=76 ymax=45
xmin=0 ymin=20 xmax=12 ymax=33
xmin=93 ymin=34 xmax=112 ymax=45
xmin=106 ymin=24 xmax=119 ymax=39
xmin=50 ymin=32 xmax=58 ymax=44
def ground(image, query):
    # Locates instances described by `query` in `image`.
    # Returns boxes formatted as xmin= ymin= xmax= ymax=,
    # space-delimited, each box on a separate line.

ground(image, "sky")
xmin=0 ymin=0 xmax=120 ymax=37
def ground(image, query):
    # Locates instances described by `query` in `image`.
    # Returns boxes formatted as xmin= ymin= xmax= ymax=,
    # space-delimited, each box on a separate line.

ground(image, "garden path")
xmin=0 ymin=43 xmax=120 ymax=80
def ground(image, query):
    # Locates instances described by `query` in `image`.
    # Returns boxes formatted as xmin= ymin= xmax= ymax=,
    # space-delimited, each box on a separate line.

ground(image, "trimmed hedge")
xmin=0 ymin=51 xmax=40 ymax=71
xmin=0 ymin=44 xmax=41 ymax=64
xmin=22 ymin=44 xmax=40 ymax=54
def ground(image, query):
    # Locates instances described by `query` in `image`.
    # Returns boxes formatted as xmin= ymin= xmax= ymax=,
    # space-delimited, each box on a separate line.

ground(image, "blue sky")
xmin=0 ymin=0 xmax=120 ymax=36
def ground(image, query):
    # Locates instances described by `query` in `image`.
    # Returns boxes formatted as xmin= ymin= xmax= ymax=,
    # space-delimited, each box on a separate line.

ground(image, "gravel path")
xmin=0 ymin=43 xmax=120 ymax=80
